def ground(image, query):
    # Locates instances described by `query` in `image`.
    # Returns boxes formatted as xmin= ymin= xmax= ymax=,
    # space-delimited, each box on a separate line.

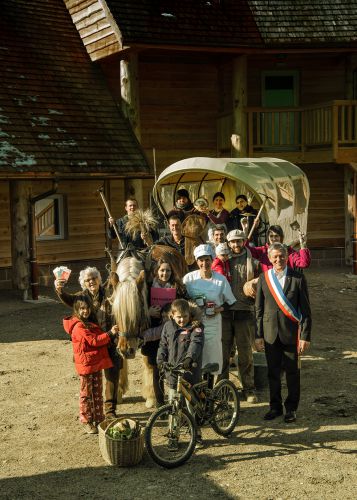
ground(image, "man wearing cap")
xmin=167 ymin=188 xmax=195 ymax=223
xmin=218 ymin=229 xmax=259 ymax=404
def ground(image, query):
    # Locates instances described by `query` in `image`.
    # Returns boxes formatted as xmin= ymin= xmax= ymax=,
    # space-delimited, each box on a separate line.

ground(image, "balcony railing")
xmin=245 ymin=100 xmax=357 ymax=160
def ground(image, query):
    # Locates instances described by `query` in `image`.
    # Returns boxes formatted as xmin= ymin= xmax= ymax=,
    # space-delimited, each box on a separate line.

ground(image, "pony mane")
xmin=116 ymin=257 xmax=143 ymax=283
xmin=112 ymin=256 xmax=149 ymax=337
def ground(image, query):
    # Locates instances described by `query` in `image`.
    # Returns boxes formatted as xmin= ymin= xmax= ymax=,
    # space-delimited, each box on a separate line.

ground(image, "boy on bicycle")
xmin=157 ymin=298 xmax=204 ymax=446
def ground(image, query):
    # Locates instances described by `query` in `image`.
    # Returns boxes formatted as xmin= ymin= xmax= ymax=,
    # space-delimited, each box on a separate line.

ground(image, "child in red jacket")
xmin=212 ymin=243 xmax=231 ymax=282
xmin=63 ymin=295 xmax=118 ymax=434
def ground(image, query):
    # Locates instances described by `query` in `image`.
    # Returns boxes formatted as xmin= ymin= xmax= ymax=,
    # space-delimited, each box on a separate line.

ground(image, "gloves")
xmin=182 ymin=357 xmax=193 ymax=370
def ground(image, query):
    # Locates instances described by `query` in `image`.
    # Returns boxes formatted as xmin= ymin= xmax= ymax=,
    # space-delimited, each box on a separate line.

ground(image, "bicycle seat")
xmin=202 ymin=363 xmax=219 ymax=374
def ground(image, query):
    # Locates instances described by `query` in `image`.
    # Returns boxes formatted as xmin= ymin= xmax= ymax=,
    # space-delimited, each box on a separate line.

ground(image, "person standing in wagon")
xmin=183 ymin=244 xmax=236 ymax=384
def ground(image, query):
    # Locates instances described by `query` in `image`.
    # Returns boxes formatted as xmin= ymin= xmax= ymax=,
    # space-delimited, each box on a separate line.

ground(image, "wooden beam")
xmin=9 ymin=181 xmax=31 ymax=291
xmin=120 ymin=54 xmax=141 ymax=140
xmin=344 ymin=165 xmax=355 ymax=265
xmin=232 ymin=55 xmax=247 ymax=157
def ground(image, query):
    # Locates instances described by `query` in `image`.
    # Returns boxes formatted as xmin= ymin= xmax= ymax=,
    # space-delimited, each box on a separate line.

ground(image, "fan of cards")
xmin=53 ymin=266 xmax=72 ymax=281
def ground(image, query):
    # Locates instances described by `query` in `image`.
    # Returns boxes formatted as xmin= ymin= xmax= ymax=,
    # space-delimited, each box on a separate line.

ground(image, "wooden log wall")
xmin=139 ymin=54 xmax=219 ymax=174
xmin=0 ymin=182 xmax=11 ymax=267
xmin=246 ymin=53 xmax=347 ymax=107
xmin=299 ymin=163 xmax=345 ymax=247
xmin=30 ymin=180 xmax=106 ymax=264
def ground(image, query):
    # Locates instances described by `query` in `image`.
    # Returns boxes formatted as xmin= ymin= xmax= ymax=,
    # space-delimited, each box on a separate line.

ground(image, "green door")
xmin=261 ymin=71 xmax=299 ymax=149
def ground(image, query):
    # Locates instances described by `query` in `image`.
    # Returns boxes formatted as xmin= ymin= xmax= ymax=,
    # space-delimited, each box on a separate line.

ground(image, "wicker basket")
xmin=99 ymin=418 xmax=145 ymax=467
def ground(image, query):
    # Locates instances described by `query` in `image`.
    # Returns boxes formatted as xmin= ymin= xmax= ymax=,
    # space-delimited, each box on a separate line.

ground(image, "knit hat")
xmin=215 ymin=243 xmax=230 ymax=255
xmin=176 ymin=188 xmax=190 ymax=200
xmin=227 ymin=229 xmax=245 ymax=241
xmin=193 ymin=244 xmax=215 ymax=260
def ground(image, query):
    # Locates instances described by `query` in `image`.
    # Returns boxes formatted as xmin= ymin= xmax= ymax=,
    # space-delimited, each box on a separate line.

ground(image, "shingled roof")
xmin=248 ymin=0 xmax=357 ymax=47
xmin=105 ymin=0 xmax=262 ymax=48
xmin=102 ymin=0 xmax=357 ymax=50
xmin=0 ymin=0 xmax=150 ymax=175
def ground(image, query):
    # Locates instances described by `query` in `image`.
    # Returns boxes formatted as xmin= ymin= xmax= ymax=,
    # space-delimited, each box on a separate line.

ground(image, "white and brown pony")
xmin=110 ymin=244 xmax=187 ymax=407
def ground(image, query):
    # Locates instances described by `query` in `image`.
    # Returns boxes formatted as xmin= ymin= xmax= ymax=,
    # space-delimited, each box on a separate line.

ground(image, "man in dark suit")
xmin=255 ymin=242 xmax=312 ymax=423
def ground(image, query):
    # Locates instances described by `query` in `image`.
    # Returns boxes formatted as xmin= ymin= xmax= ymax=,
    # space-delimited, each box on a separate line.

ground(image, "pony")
xmin=110 ymin=244 xmax=188 ymax=407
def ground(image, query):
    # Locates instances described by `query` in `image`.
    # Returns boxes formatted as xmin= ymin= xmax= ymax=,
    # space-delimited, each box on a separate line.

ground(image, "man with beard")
xmin=218 ymin=229 xmax=258 ymax=403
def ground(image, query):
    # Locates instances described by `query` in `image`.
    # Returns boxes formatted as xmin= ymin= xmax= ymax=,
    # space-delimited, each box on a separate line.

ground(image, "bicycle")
xmin=144 ymin=362 xmax=240 ymax=468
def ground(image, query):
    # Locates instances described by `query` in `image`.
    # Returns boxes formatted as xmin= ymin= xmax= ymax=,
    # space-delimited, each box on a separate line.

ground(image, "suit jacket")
xmin=255 ymin=267 xmax=312 ymax=345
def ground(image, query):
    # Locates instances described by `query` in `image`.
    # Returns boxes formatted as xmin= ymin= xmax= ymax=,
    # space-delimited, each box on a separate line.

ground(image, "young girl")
xmin=212 ymin=243 xmax=231 ymax=282
xmin=157 ymin=299 xmax=204 ymax=445
xmin=63 ymin=296 xmax=118 ymax=434
xmin=142 ymin=259 xmax=187 ymax=408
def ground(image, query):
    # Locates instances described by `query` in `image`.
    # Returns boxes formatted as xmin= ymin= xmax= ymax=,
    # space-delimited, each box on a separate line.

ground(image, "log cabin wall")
xmin=138 ymin=53 xmax=220 ymax=174
xmin=298 ymin=164 xmax=345 ymax=265
xmin=0 ymin=182 xmax=11 ymax=286
xmin=31 ymin=180 xmax=106 ymax=265
xmin=246 ymin=53 xmax=347 ymax=106
xmin=0 ymin=177 xmax=155 ymax=288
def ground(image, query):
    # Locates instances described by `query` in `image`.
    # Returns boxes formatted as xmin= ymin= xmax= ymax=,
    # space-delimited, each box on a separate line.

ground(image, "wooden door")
xmin=261 ymin=71 xmax=299 ymax=149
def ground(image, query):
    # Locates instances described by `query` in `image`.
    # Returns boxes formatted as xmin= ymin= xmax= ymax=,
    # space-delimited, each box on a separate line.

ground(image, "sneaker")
xmin=195 ymin=433 xmax=204 ymax=449
xmin=244 ymin=391 xmax=258 ymax=404
xmin=83 ymin=423 xmax=98 ymax=434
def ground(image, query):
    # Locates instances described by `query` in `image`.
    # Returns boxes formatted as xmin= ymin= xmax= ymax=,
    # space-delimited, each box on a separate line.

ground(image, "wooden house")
xmin=0 ymin=0 xmax=153 ymax=292
xmin=64 ymin=0 xmax=357 ymax=268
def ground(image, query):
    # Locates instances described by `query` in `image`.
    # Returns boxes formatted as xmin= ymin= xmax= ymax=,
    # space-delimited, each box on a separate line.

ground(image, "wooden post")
xmin=344 ymin=165 xmax=355 ymax=266
xmin=332 ymin=103 xmax=339 ymax=161
xmin=120 ymin=54 xmax=141 ymax=141
xmin=10 ymin=181 xmax=31 ymax=294
xmin=232 ymin=55 xmax=247 ymax=157
xmin=353 ymin=169 xmax=357 ymax=274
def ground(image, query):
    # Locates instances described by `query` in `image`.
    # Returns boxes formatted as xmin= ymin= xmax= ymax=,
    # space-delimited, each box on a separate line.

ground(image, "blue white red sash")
xmin=264 ymin=269 xmax=302 ymax=323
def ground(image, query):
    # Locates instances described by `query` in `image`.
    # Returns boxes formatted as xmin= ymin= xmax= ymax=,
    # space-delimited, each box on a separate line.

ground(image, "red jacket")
xmin=212 ymin=257 xmax=232 ymax=282
xmin=63 ymin=316 xmax=113 ymax=375
xmin=246 ymin=243 xmax=311 ymax=272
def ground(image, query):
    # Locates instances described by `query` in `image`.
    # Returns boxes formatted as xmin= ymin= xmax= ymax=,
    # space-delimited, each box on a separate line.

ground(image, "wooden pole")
xmin=97 ymin=188 xmax=125 ymax=249
xmin=353 ymin=171 xmax=357 ymax=274
xmin=10 ymin=181 xmax=31 ymax=295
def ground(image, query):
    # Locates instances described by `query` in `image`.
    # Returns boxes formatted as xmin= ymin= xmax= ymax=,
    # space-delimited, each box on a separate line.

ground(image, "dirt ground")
xmin=0 ymin=267 xmax=357 ymax=500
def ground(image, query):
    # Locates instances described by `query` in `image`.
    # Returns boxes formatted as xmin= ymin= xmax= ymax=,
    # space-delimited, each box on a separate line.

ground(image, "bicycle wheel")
xmin=145 ymin=403 xmax=197 ymax=468
xmin=210 ymin=379 xmax=240 ymax=436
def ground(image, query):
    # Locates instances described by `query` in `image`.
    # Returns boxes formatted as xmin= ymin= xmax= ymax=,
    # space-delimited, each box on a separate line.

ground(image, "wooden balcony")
xmin=244 ymin=100 xmax=357 ymax=164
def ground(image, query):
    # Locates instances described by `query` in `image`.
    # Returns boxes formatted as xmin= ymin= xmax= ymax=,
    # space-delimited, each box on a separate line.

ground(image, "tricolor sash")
xmin=264 ymin=269 xmax=302 ymax=323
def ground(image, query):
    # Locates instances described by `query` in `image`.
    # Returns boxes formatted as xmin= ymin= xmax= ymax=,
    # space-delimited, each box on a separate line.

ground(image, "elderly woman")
xmin=183 ymin=244 xmax=236 ymax=381
xmin=55 ymin=267 xmax=121 ymax=419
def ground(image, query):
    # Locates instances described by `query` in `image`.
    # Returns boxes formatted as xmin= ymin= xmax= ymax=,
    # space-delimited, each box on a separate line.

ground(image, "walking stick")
xmin=247 ymin=192 xmax=275 ymax=241
xmin=97 ymin=187 xmax=125 ymax=249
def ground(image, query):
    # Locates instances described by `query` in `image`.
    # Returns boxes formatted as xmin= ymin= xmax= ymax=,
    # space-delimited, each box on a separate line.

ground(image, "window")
xmin=35 ymin=194 xmax=67 ymax=240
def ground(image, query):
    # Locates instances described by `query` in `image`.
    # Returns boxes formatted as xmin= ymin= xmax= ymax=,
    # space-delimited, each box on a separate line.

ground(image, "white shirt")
xmin=274 ymin=266 xmax=287 ymax=289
